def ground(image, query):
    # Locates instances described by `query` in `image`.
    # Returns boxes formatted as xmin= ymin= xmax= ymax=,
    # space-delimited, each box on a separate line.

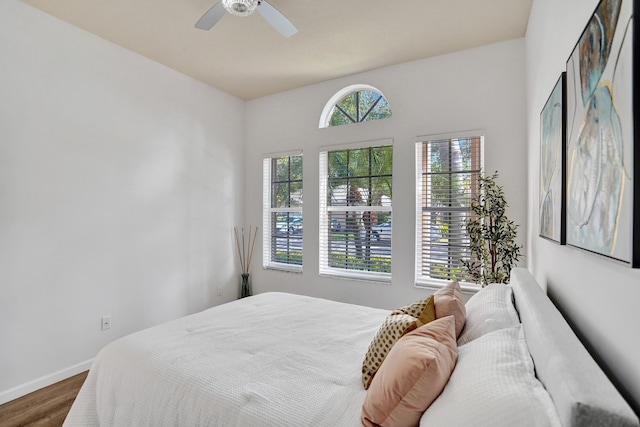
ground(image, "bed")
xmin=63 ymin=268 xmax=639 ymax=427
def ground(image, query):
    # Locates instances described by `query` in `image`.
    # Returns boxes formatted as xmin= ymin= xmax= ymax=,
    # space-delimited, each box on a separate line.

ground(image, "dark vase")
xmin=240 ymin=273 xmax=251 ymax=298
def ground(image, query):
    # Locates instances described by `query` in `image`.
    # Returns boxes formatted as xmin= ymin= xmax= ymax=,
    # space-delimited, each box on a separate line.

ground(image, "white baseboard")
xmin=0 ymin=359 xmax=93 ymax=406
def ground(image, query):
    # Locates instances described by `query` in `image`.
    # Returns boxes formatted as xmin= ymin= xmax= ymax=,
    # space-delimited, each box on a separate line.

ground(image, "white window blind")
xmin=319 ymin=142 xmax=392 ymax=281
xmin=415 ymin=134 xmax=483 ymax=287
xmin=262 ymin=152 xmax=303 ymax=272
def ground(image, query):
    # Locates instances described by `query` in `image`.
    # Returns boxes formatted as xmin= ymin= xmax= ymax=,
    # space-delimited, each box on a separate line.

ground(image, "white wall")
xmin=526 ymin=0 xmax=640 ymax=412
xmin=244 ymin=39 xmax=527 ymax=310
xmin=0 ymin=0 xmax=244 ymax=403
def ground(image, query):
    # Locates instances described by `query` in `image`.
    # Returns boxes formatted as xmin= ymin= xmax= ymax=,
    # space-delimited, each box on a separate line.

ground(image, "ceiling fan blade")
xmin=258 ymin=1 xmax=298 ymax=37
xmin=195 ymin=1 xmax=226 ymax=30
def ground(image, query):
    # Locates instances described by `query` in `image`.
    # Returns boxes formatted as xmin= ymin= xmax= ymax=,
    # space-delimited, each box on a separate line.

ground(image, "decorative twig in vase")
xmin=234 ymin=225 xmax=258 ymax=298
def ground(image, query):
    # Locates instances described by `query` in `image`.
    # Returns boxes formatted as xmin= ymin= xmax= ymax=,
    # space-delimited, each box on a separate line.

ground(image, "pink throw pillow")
xmin=362 ymin=316 xmax=458 ymax=427
xmin=434 ymin=280 xmax=466 ymax=337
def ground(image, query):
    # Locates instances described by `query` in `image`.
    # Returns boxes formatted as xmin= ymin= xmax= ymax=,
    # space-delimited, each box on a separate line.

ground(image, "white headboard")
xmin=510 ymin=268 xmax=639 ymax=427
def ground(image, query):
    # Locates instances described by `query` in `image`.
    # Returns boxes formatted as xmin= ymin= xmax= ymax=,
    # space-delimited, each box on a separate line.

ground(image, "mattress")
xmin=65 ymin=271 xmax=640 ymax=427
xmin=63 ymin=292 xmax=389 ymax=427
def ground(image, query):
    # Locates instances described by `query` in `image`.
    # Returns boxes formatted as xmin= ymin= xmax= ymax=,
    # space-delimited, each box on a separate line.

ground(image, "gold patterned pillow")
xmin=393 ymin=295 xmax=433 ymax=318
xmin=362 ymin=295 xmax=436 ymax=389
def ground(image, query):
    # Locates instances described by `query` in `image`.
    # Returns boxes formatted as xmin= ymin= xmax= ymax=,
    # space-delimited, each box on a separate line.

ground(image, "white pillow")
xmin=457 ymin=283 xmax=520 ymax=345
xmin=420 ymin=326 xmax=561 ymax=427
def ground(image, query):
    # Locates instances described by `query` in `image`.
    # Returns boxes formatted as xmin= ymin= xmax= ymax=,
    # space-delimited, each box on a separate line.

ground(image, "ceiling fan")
xmin=195 ymin=0 xmax=298 ymax=38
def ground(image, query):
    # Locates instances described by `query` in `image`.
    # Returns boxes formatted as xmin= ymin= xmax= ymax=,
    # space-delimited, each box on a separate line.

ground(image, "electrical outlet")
xmin=217 ymin=287 xmax=222 ymax=296
xmin=101 ymin=315 xmax=111 ymax=330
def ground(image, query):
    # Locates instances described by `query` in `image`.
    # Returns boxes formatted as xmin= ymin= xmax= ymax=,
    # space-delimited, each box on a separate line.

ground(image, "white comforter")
xmin=64 ymin=292 xmax=389 ymax=427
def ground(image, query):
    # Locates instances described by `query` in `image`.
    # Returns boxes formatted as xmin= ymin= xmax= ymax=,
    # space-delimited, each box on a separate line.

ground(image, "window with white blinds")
xmin=262 ymin=152 xmax=303 ymax=272
xmin=319 ymin=142 xmax=392 ymax=281
xmin=415 ymin=134 xmax=483 ymax=287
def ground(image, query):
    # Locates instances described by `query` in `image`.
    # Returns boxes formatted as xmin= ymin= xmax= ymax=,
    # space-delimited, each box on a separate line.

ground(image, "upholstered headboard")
xmin=510 ymin=268 xmax=639 ymax=427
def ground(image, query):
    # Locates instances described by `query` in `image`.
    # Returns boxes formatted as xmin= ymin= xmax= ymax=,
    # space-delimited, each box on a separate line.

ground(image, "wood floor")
xmin=0 ymin=371 xmax=88 ymax=427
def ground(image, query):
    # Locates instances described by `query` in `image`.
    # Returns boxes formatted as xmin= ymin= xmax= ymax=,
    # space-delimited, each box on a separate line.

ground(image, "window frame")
xmin=319 ymin=139 xmax=393 ymax=283
xmin=262 ymin=151 xmax=304 ymax=273
xmin=319 ymin=84 xmax=392 ymax=129
xmin=414 ymin=131 xmax=484 ymax=291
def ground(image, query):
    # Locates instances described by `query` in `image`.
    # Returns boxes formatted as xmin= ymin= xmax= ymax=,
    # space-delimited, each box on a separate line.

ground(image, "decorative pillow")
xmin=362 ymin=316 xmax=458 ymax=427
xmin=433 ymin=280 xmax=466 ymax=337
xmin=393 ymin=294 xmax=436 ymax=327
xmin=419 ymin=326 xmax=562 ymax=427
xmin=457 ymin=283 xmax=521 ymax=346
xmin=393 ymin=295 xmax=433 ymax=318
xmin=362 ymin=295 xmax=436 ymax=389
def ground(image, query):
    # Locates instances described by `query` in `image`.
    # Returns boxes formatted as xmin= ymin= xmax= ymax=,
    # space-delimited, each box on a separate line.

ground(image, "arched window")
xmin=319 ymin=84 xmax=392 ymax=128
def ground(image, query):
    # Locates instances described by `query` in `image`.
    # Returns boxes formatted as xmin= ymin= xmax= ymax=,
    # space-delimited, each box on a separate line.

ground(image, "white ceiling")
xmin=21 ymin=0 xmax=533 ymax=100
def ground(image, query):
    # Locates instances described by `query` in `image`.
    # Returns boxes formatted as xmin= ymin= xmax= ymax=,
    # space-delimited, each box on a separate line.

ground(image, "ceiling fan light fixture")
xmin=222 ymin=0 xmax=259 ymax=17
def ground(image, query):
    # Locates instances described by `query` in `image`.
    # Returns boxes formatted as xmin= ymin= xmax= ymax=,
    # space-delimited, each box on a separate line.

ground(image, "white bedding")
xmin=63 ymin=292 xmax=389 ymax=427
xmin=65 ymin=278 xmax=618 ymax=427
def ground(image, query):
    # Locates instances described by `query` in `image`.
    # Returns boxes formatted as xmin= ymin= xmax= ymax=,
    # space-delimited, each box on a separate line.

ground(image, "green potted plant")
xmin=462 ymin=172 xmax=522 ymax=287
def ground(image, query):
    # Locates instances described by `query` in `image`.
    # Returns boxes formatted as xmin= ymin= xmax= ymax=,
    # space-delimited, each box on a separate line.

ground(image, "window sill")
xmin=414 ymin=278 xmax=480 ymax=296
xmin=320 ymin=269 xmax=391 ymax=284
xmin=264 ymin=263 xmax=303 ymax=274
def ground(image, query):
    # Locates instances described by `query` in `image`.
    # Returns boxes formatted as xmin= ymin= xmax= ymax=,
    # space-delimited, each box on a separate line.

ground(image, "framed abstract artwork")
xmin=540 ymin=73 xmax=566 ymax=244
xmin=565 ymin=0 xmax=639 ymax=266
